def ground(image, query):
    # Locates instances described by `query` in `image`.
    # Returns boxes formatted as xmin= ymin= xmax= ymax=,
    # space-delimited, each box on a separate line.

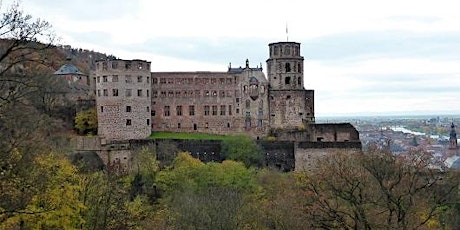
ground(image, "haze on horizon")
xmin=5 ymin=0 xmax=460 ymax=117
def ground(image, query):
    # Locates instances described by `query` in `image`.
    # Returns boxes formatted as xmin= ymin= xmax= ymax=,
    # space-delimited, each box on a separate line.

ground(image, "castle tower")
xmin=267 ymin=42 xmax=314 ymax=129
xmin=450 ymin=122 xmax=458 ymax=150
xmin=95 ymin=59 xmax=152 ymax=142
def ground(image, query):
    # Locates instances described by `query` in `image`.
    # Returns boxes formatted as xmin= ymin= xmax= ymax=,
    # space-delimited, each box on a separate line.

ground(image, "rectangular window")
xmin=164 ymin=106 xmax=170 ymax=116
xmin=258 ymin=119 xmax=263 ymax=127
xmin=147 ymin=119 xmax=150 ymax=125
xmin=126 ymin=106 xmax=132 ymax=112
xmin=176 ymin=106 xmax=182 ymax=116
xmin=112 ymin=89 xmax=119 ymax=96
xmin=112 ymin=75 xmax=118 ymax=82
xmin=236 ymin=98 xmax=240 ymax=103
xmin=220 ymin=105 xmax=226 ymax=115
xmin=189 ymin=105 xmax=195 ymax=116
xmin=126 ymin=89 xmax=132 ymax=97
xmin=126 ymin=119 xmax=132 ymax=126
xmin=97 ymin=76 xmax=100 ymax=83
xmin=212 ymin=105 xmax=217 ymax=116
xmin=125 ymin=75 xmax=132 ymax=83
xmin=153 ymin=78 xmax=157 ymax=84
xmin=204 ymin=106 xmax=210 ymax=116
xmin=103 ymin=76 xmax=108 ymax=82
xmin=229 ymin=105 xmax=232 ymax=115
xmin=137 ymin=89 xmax=142 ymax=97
xmin=103 ymin=89 xmax=108 ymax=96
xmin=236 ymin=108 xmax=240 ymax=114
xmin=100 ymin=106 xmax=104 ymax=112
xmin=97 ymin=90 xmax=101 ymax=97
xmin=160 ymin=78 xmax=166 ymax=84
xmin=137 ymin=76 xmax=142 ymax=82
xmin=147 ymin=106 xmax=150 ymax=112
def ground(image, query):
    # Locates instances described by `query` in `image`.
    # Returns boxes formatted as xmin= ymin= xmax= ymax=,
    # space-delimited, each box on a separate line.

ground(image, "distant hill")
xmin=52 ymin=44 xmax=117 ymax=74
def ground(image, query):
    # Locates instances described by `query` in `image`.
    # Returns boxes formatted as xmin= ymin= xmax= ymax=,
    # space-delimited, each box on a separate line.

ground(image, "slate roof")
xmin=54 ymin=63 xmax=86 ymax=76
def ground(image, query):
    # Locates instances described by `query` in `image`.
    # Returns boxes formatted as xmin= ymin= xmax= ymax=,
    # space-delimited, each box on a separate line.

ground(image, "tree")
xmin=156 ymin=153 xmax=258 ymax=229
xmin=74 ymin=107 xmax=97 ymax=135
xmin=0 ymin=152 xmax=84 ymax=229
xmin=221 ymin=135 xmax=263 ymax=168
xmin=300 ymin=150 xmax=460 ymax=229
xmin=0 ymin=1 xmax=55 ymax=109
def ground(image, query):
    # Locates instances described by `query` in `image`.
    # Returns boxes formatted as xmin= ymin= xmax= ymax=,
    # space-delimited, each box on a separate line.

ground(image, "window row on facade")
xmin=97 ymin=61 xmax=150 ymax=71
xmin=153 ymin=90 xmax=238 ymax=98
xmin=124 ymin=118 xmax=150 ymax=126
xmin=158 ymin=105 xmax=235 ymax=117
xmin=96 ymin=75 xmax=150 ymax=84
xmin=267 ymin=62 xmax=302 ymax=73
xmin=153 ymin=77 xmax=234 ymax=85
xmin=155 ymin=119 xmax=264 ymax=130
xmin=99 ymin=105 xmax=150 ymax=113
xmin=97 ymin=88 xmax=150 ymax=97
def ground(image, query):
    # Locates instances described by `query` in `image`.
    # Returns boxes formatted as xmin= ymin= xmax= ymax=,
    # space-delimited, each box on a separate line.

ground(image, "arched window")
xmin=285 ymin=77 xmax=291 ymax=84
xmin=285 ymin=63 xmax=291 ymax=72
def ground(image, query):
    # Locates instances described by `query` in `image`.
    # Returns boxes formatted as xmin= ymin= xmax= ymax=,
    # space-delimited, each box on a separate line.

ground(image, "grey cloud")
xmin=28 ymin=0 xmax=140 ymax=21
xmin=301 ymin=31 xmax=460 ymax=62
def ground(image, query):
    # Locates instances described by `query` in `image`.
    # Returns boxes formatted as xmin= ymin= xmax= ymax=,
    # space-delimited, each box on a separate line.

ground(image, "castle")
xmin=72 ymin=41 xmax=361 ymax=171
xmin=94 ymin=41 xmax=357 ymax=143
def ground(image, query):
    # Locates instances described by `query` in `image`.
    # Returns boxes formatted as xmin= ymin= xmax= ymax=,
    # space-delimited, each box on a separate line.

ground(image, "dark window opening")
xmin=286 ymin=95 xmax=291 ymax=99
xmin=285 ymin=63 xmax=291 ymax=72
xmin=193 ymin=123 xmax=197 ymax=130
xmin=126 ymin=119 xmax=132 ymax=126
xmin=298 ymin=77 xmax=301 ymax=85
xmin=147 ymin=119 xmax=150 ymax=125
xmin=126 ymin=106 xmax=132 ymax=112
xmin=227 ymin=123 xmax=230 ymax=128
xmin=285 ymin=77 xmax=291 ymax=84
xmin=178 ymin=123 xmax=181 ymax=129
xmin=100 ymin=106 xmax=103 ymax=112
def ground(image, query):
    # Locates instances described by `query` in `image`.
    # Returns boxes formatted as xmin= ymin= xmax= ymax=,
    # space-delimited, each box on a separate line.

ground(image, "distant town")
xmin=318 ymin=115 xmax=460 ymax=168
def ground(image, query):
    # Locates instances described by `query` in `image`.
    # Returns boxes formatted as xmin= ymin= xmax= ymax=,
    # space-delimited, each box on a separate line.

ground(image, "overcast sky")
xmin=5 ymin=0 xmax=460 ymax=117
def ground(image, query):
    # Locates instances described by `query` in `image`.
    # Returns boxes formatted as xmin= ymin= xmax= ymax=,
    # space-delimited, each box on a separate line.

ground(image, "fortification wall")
xmin=74 ymin=137 xmax=362 ymax=172
xmin=295 ymin=142 xmax=362 ymax=172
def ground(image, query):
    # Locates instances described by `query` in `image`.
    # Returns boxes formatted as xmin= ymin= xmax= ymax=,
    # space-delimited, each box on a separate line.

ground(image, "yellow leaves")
xmin=0 ymin=152 xmax=85 ymax=229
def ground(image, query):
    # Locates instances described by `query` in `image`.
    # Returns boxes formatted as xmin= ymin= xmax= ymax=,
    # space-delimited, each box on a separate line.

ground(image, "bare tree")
xmin=0 ymin=1 xmax=55 ymax=109
xmin=302 ymin=150 xmax=459 ymax=230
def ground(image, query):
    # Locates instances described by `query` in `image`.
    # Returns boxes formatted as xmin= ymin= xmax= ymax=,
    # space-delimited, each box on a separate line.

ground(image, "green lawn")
xmin=149 ymin=132 xmax=232 ymax=141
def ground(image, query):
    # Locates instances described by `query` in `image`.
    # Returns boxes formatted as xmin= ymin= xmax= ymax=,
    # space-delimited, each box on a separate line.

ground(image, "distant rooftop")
xmin=54 ymin=63 xmax=85 ymax=76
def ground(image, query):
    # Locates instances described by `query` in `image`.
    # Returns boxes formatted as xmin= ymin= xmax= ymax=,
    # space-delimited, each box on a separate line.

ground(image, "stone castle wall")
xmin=75 ymin=137 xmax=361 ymax=172
xmin=95 ymin=59 xmax=151 ymax=142
xmin=151 ymin=65 xmax=270 ymax=138
xmin=295 ymin=142 xmax=362 ymax=172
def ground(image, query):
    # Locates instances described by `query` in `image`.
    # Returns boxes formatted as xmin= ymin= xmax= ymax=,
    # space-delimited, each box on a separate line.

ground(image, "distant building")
xmin=449 ymin=122 xmax=458 ymax=150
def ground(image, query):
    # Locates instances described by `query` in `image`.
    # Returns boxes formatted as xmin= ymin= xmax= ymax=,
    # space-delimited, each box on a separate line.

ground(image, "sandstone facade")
xmin=95 ymin=59 xmax=151 ymax=142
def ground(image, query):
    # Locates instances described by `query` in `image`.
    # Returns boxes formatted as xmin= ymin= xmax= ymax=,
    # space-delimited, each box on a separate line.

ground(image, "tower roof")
xmin=54 ymin=63 xmax=86 ymax=76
